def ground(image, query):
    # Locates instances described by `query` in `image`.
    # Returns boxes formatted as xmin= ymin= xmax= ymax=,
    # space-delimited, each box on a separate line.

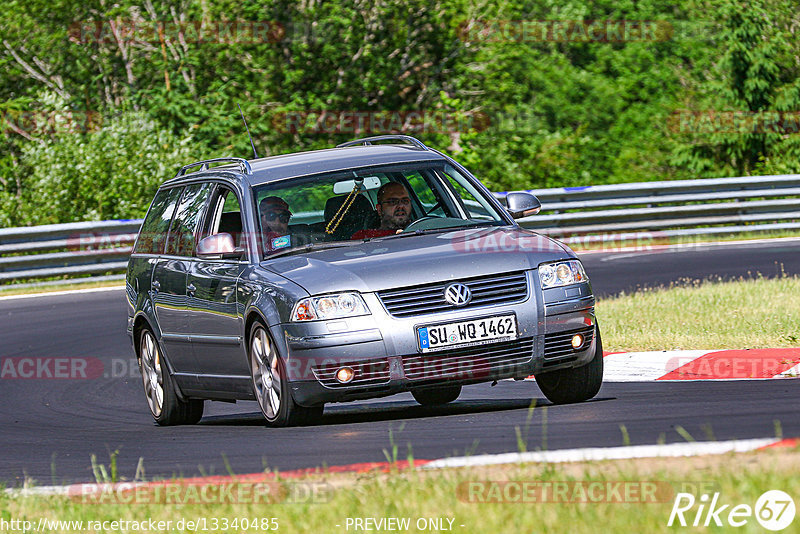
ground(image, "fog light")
xmin=571 ymin=334 xmax=584 ymax=349
xmin=336 ymin=367 xmax=355 ymax=383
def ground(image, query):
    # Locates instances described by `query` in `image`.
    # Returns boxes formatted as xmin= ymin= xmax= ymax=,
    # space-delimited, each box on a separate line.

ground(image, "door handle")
xmin=187 ymin=283 xmax=196 ymax=296
xmin=151 ymin=280 xmax=161 ymax=293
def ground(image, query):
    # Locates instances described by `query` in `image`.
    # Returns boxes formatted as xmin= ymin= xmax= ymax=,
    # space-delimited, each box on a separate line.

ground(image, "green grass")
xmin=598 ymin=275 xmax=800 ymax=351
xmin=4 ymin=448 xmax=799 ymax=533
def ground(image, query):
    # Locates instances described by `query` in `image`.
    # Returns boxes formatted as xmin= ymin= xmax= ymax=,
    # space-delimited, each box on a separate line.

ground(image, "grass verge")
xmin=3 ymin=447 xmax=799 ymax=533
xmin=598 ymin=275 xmax=800 ymax=351
xmin=0 ymin=279 xmax=124 ymax=297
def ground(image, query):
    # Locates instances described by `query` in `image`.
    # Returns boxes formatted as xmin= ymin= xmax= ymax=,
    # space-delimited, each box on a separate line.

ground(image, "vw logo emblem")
xmin=444 ymin=283 xmax=472 ymax=307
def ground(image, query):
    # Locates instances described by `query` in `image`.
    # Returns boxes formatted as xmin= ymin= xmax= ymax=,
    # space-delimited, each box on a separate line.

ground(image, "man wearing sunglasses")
xmin=351 ymin=182 xmax=413 ymax=239
xmin=259 ymin=196 xmax=292 ymax=250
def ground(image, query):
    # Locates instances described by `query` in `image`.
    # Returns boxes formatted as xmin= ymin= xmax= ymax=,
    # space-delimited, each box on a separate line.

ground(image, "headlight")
xmin=538 ymin=260 xmax=588 ymax=289
xmin=291 ymin=292 xmax=370 ymax=321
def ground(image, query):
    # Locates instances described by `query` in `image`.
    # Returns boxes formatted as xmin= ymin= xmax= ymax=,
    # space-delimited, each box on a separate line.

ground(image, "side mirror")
xmin=505 ymin=192 xmax=541 ymax=219
xmin=197 ymin=233 xmax=245 ymax=260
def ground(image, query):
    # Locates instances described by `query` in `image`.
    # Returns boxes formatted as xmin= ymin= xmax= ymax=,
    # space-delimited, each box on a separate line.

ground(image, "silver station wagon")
xmin=126 ymin=135 xmax=602 ymax=426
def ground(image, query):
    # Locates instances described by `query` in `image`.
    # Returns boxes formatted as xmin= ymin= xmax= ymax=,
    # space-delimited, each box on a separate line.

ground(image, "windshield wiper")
xmin=264 ymin=241 xmax=358 ymax=260
xmin=368 ymin=221 xmax=506 ymax=241
xmin=463 ymin=220 xmax=508 ymax=228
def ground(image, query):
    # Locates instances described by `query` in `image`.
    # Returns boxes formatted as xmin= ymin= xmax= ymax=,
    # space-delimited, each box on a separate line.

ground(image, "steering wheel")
xmin=403 ymin=216 xmax=438 ymax=232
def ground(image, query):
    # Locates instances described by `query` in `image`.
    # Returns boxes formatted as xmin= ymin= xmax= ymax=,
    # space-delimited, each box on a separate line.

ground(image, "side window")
xmin=133 ymin=187 xmax=183 ymax=255
xmin=441 ymin=167 xmax=499 ymax=221
xmin=204 ymin=187 xmax=244 ymax=248
xmin=403 ymin=170 xmax=445 ymax=217
xmin=165 ymin=183 xmax=214 ymax=257
xmin=404 ymin=171 xmax=437 ymax=206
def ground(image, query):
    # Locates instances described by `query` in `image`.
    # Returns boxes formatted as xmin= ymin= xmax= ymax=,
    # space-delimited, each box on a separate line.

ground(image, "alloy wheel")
xmin=251 ymin=326 xmax=281 ymax=420
xmin=140 ymin=330 xmax=164 ymax=417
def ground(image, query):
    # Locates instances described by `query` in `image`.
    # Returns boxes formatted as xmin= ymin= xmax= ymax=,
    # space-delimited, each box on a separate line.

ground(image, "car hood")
xmin=261 ymin=226 xmax=572 ymax=295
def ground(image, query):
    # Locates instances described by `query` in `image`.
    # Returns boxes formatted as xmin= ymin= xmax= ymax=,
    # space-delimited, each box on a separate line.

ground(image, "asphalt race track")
xmin=1 ymin=239 xmax=799 ymax=486
xmin=580 ymin=238 xmax=800 ymax=297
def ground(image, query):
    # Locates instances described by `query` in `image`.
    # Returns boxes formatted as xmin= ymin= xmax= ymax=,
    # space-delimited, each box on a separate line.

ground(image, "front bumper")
xmin=287 ymin=336 xmax=551 ymax=406
xmin=276 ymin=277 xmax=596 ymax=406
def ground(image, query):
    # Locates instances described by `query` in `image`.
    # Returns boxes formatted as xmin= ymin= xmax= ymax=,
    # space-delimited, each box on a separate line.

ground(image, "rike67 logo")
xmin=668 ymin=490 xmax=795 ymax=531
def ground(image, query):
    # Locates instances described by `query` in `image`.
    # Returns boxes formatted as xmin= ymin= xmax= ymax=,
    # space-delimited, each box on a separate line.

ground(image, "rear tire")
xmin=535 ymin=326 xmax=604 ymax=405
xmin=249 ymin=323 xmax=323 ymax=427
xmin=137 ymin=328 xmax=204 ymax=425
xmin=411 ymin=385 xmax=462 ymax=406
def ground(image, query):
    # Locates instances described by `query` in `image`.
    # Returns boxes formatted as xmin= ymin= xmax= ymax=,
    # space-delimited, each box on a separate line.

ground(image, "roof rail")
xmin=336 ymin=135 xmax=429 ymax=150
xmin=175 ymin=157 xmax=252 ymax=177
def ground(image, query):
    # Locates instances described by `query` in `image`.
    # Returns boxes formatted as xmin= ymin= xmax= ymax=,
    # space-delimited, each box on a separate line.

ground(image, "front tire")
xmin=249 ymin=323 xmax=322 ymax=427
xmin=137 ymin=328 xmax=204 ymax=425
xmin=411 ymin=385 xmax=462 ymax=406
xmin=535 ymin=326 xmax=604 ymax=405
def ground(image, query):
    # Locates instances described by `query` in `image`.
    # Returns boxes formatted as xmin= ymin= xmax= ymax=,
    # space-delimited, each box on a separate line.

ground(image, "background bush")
xmin=1 ymin=0 xmax=799 ymax=225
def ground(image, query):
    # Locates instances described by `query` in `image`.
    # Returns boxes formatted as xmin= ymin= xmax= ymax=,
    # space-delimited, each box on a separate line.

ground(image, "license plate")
xmin=417 ymin=314 xmax=517 ymax=353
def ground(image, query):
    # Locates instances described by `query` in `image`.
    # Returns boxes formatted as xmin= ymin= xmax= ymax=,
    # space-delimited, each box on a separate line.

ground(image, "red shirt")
xmin=351 ymin=228 xmax=397 ymax=239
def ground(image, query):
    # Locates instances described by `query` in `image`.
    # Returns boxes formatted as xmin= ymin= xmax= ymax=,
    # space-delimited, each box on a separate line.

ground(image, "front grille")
xmin=543 ymin=327 xmax=595 ymax=360
xmin=378 ymin=271 xmax=529 ymax=318
xmin=401 ymin=337 xmax=534 ymax=383
xmin=312 ymin=359 xmax=390 ymax=389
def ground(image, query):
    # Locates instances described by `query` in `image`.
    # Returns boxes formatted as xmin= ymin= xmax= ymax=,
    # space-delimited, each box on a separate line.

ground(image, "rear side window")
xmin=203 ymin=187 xmax=244 ymax=248
xmin=165 ymin=183 xmax=214 ymax=256
xmin=133 ymin=187 xmax=183 ymax=255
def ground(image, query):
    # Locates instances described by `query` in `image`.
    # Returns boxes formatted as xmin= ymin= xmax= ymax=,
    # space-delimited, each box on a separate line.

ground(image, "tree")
xmin=671 ymin=0 xmax=800 ymax=176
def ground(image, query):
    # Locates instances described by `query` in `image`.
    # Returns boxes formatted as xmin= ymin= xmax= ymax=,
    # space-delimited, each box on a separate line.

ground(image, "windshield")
xmin=253 ymin=162 xmax=508 ymax=258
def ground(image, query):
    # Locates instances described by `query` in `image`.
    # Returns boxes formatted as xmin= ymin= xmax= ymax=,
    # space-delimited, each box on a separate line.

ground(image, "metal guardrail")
xmin=0 ymin=220 xmax=141 ymax=284
xmin=495 ymin=174 xmax=800 ymax=242
xmin=2 ymin=175 xmax=800 ymax=285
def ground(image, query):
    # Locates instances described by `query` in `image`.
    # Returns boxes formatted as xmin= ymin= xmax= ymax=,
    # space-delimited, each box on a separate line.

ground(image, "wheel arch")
xmin=244 ymin=308 xmax=270 ymax=345
xmin=132 ymin=312 xmax=160 ymax=363
xmin=131 ymin=312 xmax=185 ymax=400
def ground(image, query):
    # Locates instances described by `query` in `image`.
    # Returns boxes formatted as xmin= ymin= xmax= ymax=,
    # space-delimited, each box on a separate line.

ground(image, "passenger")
xmin=259 ymin=196 xmax=292 ymax=249
xmin=351 ymin=182 xmax=412 ymax=239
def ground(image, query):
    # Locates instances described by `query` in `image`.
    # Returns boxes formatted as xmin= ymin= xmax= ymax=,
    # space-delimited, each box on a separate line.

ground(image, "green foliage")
xmin=3 ymin=0 xmax=800 ymax=225
xmin=16 ymin=94 xmax=194 ymax=225
xmin=670 ymin=0 xmax=800 ymax=176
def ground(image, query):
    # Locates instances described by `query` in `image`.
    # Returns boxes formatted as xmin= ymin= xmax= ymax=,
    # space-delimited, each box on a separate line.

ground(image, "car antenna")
xmin=237 ymin=103 xmax=258 ymax=159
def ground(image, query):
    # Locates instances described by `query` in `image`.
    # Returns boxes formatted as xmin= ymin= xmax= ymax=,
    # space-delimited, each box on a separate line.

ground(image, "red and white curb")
xmin=601 ymin=348 xmax=800 ymax=381
xmin=7 ymin=438 xmax=799 ymax=497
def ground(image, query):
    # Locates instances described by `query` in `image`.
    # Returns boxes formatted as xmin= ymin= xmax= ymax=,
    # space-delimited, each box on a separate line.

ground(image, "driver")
xmin=352 ymin=182 xmax=412 ymax=239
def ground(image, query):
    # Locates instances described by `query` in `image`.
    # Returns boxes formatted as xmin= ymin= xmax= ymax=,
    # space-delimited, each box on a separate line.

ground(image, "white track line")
xmin=778 ymin=362 xmax=800 ymax=378
xmin=0 ymin=285 xmax=125 ymax=301
xmin=422 ymin=438 xmax=779 ymax=469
